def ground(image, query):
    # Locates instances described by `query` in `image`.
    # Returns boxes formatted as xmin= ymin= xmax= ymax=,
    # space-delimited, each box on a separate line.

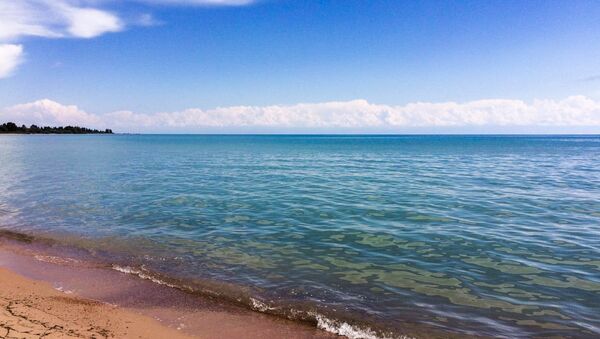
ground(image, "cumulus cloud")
xmin=2 ymin=96 xmax=600 ymax=132
xmin=0 ymin=44 xmax=24 ymax=78
xmin=1 ymin=99 xmax=101 ymax=127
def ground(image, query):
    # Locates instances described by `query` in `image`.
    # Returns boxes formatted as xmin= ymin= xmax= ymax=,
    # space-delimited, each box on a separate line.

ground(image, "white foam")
xmin=250 ymin=297 xmax=275 ymax=312
xmin=312 ymin=312 xmax=411 ymax=339
xmin=54 ymin=285 xmax=74 ymax=294
xmin=34 ymin=254 xmax=79 ymax=265
xmin=111 ymin=264 xmax=177 ymax=288
xmin=112 ymin=264 xmax=408 ymax=339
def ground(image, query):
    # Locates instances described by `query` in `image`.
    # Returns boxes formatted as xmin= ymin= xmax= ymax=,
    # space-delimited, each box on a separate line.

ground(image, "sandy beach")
xmin=0 ymin=267 xmax=191 ymax=339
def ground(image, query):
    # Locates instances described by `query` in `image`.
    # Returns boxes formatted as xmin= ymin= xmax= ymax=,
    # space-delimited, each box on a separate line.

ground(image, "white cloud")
xmin=0 ymin=0 xmax=122 ymax=77
xmin=1 ymin=99 xmax=101 ymax=127
xmin=0 ymin=0 xmax=253 ymax=42
xmin=0 ymin=1 xmax=60 ymax=41
xmin=135 ymin=13 xmax=163 ymax=27
xmin=0 ymin=44 xmax=24 ymax=78
xmin=0 ymin=0 xmax=251 ymax=77
xmin=60 ymin=5 xmax=123 ymax=39
xmin=2 ymin=96 xmax=600 ymax=132
xmin=0 ymin=1 xmax=123 ymax=41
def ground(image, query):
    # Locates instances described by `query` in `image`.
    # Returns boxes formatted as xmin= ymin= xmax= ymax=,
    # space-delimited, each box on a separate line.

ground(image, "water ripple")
xmin=0 ymin=135 xmax=599 ymax=337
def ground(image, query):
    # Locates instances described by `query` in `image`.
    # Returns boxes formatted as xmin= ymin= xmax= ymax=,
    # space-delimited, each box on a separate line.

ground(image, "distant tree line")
xmin=0 ymin=122 xmax=113 ymax=134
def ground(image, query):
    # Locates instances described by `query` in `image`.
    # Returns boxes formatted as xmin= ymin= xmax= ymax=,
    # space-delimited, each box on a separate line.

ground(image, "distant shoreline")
xmin=0 ymin=122 xmax=112 ymax=134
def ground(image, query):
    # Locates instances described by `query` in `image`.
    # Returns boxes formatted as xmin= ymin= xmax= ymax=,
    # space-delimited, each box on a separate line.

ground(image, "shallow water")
xmin=0 ymin=135 xmax=599 ymax=338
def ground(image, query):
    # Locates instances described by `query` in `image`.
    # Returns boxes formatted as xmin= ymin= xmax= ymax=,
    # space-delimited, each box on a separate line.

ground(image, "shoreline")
xmin=0 ymin=231 xmax=467 ymax=339
xmin=0 ymin=242 xmax=343 ymax=339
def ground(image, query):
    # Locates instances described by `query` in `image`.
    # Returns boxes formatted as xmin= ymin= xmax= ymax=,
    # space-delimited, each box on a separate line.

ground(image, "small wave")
xmin=112 ymin=264 xmax=405 ymax=339
xmin=111 ymin=264 xmax=179 ymax=289
xmin=250 ymin=297 xmax=276 ymax=312
xmin=35 ymin=254 xmax=80 ymax=265
xmin=312 ymin=312 xmax=408 ymax=339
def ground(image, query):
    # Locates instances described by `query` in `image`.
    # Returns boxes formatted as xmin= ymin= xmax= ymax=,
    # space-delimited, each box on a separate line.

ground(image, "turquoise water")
xmin=0 ymin=135 xmax=599 ymax=337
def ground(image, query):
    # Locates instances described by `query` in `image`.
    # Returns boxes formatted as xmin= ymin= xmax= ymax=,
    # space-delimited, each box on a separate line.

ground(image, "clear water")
xmin=0 ymin=135 xmax=599 ymax=338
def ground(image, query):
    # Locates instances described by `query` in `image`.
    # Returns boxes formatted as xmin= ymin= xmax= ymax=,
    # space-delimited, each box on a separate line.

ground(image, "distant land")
xmin=0 ymin=122 xmax=112 ymax=134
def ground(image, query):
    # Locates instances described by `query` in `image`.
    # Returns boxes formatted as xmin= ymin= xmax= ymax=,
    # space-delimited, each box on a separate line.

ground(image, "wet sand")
xmin=0 ymin=267 xmax=191 ymax=339
xmin=0 ymin=244 xmax=338 ymax=339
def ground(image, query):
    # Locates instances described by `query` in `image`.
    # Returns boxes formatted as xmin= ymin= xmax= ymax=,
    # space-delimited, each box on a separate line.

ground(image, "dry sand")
xmin=0 ymin=267 xmax=192 ymax=339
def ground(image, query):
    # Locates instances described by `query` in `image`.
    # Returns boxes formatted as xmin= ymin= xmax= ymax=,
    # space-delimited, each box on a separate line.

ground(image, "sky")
xmin=1 ymin=0 xmax=600 ymax=133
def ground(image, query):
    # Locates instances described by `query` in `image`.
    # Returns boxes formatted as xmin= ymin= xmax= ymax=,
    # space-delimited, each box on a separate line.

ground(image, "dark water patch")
xmin=0 ymin=229 xmax=36 ymax=243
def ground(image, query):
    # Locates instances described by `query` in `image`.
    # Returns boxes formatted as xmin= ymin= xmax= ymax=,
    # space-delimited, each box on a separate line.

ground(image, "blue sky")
xmin=1 ymin=0 xmax=600 ymax=132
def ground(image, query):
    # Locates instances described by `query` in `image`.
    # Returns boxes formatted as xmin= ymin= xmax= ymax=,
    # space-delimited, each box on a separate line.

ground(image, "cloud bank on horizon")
xmin=2 ymin=96 xmax=600 ymax=133
xmin=0 ymin=0 xmax=253 ymax=78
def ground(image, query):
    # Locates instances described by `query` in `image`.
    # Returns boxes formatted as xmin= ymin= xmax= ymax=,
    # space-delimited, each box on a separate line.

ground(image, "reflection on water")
xmin=0 ymin=135 xmax=599 ymax=337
